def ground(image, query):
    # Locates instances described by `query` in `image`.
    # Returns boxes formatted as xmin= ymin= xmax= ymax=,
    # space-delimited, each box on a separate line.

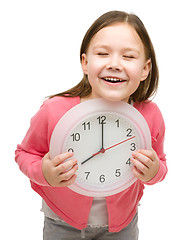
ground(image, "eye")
xmin=123 ymin=55 xmax=135 ymax=59
xmin=97 ymin=52 xmax=109 ymax=56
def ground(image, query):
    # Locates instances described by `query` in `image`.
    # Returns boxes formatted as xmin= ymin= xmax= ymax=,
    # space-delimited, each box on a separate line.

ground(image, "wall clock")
xmin=50 ymin=98 xmax=151 ymax=197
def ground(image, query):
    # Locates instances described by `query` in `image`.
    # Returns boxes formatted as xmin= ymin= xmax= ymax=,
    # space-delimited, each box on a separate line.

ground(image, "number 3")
xmin=130 ymin=143 xmax=136 ymax=151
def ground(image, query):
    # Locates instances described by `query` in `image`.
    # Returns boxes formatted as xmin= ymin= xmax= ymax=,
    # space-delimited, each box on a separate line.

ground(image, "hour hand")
xmin=81 ymin=155 xmax=95 ymax=165
xmin=81 ymin=148 xmax=104 ymax=165
xmin=81 ymin=123 xmax=105 ymax=165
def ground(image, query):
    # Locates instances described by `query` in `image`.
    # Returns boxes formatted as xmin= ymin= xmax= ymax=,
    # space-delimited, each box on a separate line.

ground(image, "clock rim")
xmin=49 ymin=98 xmax=151 ymax=197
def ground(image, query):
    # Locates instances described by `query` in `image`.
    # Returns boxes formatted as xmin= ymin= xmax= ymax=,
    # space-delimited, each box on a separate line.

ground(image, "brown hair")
xmin=50 ymin=10 xmax=159 ymax=102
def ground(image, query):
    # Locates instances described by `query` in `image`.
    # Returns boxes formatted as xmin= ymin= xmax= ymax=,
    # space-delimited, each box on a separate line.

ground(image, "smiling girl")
xmin=15 ymin=11 xmax=167 ymax=240
xmin=81 ymin=22 xmax=151 ymax=103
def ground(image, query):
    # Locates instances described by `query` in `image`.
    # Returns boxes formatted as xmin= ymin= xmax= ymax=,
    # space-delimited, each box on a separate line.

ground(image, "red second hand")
xmin=105 ymin=136 xmax=136 ymax=151
xmin=93 ymin=136 xmax=135 ymax=157
xmin=81 ymin=136 xmax=136 ymax=165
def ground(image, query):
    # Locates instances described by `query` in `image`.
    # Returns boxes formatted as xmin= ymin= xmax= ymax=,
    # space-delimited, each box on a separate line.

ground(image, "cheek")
xmin=87 ymin=56 xmax=107 ymax=75
xmin=87 ymin=62 xmax=99 ymax=78
xmin=126 ymin=62 xmax=144 ymax=79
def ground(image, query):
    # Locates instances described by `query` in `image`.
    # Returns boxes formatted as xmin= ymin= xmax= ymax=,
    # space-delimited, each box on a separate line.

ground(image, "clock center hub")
xmin=100 ymin=148 xmax=105 ymax=153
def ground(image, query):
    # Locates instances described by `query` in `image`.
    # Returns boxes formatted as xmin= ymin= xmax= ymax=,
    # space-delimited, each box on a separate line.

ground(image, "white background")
xmin=1 ymin=0 xmax=192 ymax=239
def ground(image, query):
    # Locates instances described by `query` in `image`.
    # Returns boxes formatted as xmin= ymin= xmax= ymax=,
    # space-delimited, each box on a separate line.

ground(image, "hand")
xmin=131 ymin=149 xmax=159 ymax=182
xmin=42 ymin=152 xmax=78 ymax=187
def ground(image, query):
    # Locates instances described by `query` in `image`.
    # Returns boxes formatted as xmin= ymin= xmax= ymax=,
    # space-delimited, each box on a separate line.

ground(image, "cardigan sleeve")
xmin=15 ymin=101 xmax=51 ymax=186
xmin=15 ymin=97 xmax=80 ymax=186
xmin=143 ymin=123 xmax=167 ymax=185
xmin=141 ymin=102 xmax=167 ymax=185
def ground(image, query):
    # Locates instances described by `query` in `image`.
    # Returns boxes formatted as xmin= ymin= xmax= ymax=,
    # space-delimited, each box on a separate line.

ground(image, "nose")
xmin=106 ymin=55 xmax=123 ymax=71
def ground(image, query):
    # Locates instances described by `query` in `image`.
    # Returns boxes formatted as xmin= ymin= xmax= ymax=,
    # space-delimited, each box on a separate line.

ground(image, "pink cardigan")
xmin=15 ymin=97 xmax=167 ymax=232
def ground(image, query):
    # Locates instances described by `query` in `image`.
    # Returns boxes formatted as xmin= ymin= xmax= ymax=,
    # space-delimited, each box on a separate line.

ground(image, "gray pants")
xmin=43 ymin=212 xmax=139 ymax=240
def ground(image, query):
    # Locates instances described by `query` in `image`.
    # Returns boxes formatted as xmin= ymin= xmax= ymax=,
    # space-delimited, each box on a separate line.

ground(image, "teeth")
xmin=104 ymin=77 xmax=122 ymax=82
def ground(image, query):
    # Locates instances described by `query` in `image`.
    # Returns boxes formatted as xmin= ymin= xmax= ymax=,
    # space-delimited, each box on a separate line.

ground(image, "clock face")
xmin=50 ymin=98 xmax=151 ymax=197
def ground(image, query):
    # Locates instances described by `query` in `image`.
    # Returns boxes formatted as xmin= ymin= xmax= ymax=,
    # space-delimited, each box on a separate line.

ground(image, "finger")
xmin=58 ymin=163 xmax=78 ymax=181
xmin=52 ymin=152 xmax=74 ymax=166
xmin=59 ymin=174 xmax=77 ymax=187
xmin=136 ymin=149 xmax=156 ymax=161
xmin=56 ymin=158 xmax=78 ymax=174
xmin=132 ymin=152 xmax=152 ymax=169
xmin=131 ymin=157 xmax=148 ymax=175
xmin=132 ymin=165 xmax=144 ymax=178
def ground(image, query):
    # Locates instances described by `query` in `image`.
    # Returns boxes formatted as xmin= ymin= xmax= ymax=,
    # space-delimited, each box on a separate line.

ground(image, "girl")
xmin=15 ymin=10 xmax=167 ymax=240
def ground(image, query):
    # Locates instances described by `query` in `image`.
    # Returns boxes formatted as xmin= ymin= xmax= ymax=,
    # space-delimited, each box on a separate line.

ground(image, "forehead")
xmin=88 ymin=23 xmax=144 ymax=53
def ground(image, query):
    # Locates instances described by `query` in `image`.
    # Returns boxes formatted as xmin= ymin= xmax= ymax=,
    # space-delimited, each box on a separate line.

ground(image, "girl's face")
xmin=81 ymin=23 xmax=151 ymax=102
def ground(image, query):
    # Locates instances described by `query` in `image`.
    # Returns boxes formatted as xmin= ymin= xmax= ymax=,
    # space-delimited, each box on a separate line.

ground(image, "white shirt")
xmin=41 ymin=197 xmax=108 ymax=227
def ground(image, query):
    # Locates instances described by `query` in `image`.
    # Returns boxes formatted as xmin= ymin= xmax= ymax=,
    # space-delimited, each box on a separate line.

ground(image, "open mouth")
xmin=102 ymin=77 xmax=126 ymax=83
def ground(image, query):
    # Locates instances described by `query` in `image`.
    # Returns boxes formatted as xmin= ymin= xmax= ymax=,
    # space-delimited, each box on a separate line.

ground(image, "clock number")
xmin=126 ymin=128 xmax=132 ymax=137
xmin=68 ymin=148 xmax=74 ymax=152
xmin=85 ymin=172 xmax=90 ymax=180
xmin=115 ymin=169 xmax=121 ymax=177
xmin=99 ymin=174 xmax=106 ymax=183
xmin=71 ymin=133 xmax=81 ymax=141
xmin=126 ymin=158 xmax=131 ymax=165
xmin=115 ymin=119 xmax=120 ymax=127
xmin=97 ymin=115 xmax=106 ymax=124
xmin=82 ymin=121 xmax=91 ymax=130
xmin=130 ymin=143 xmax=136 ymax=151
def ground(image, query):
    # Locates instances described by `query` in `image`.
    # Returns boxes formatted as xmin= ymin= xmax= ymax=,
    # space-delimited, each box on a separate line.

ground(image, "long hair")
xmin=50 ymin=11 xmax=159 ymax=102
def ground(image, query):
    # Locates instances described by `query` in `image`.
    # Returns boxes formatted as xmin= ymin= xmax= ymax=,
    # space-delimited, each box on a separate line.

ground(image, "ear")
xmin=81 ymin=53 xmax=88 ymax=75
xmin=141 ymin=58 xmax=152 ymax=81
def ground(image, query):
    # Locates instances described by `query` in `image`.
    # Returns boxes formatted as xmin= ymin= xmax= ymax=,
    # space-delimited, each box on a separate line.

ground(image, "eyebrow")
xmin=123 ymin=47 xmax=140 ymax=53
xmin=92 ymin=45 xmax=110 ymax=51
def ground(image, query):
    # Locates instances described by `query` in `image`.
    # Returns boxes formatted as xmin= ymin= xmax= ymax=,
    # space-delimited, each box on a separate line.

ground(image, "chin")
xmin=102 ymin=95 xmax=129 ymax=103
